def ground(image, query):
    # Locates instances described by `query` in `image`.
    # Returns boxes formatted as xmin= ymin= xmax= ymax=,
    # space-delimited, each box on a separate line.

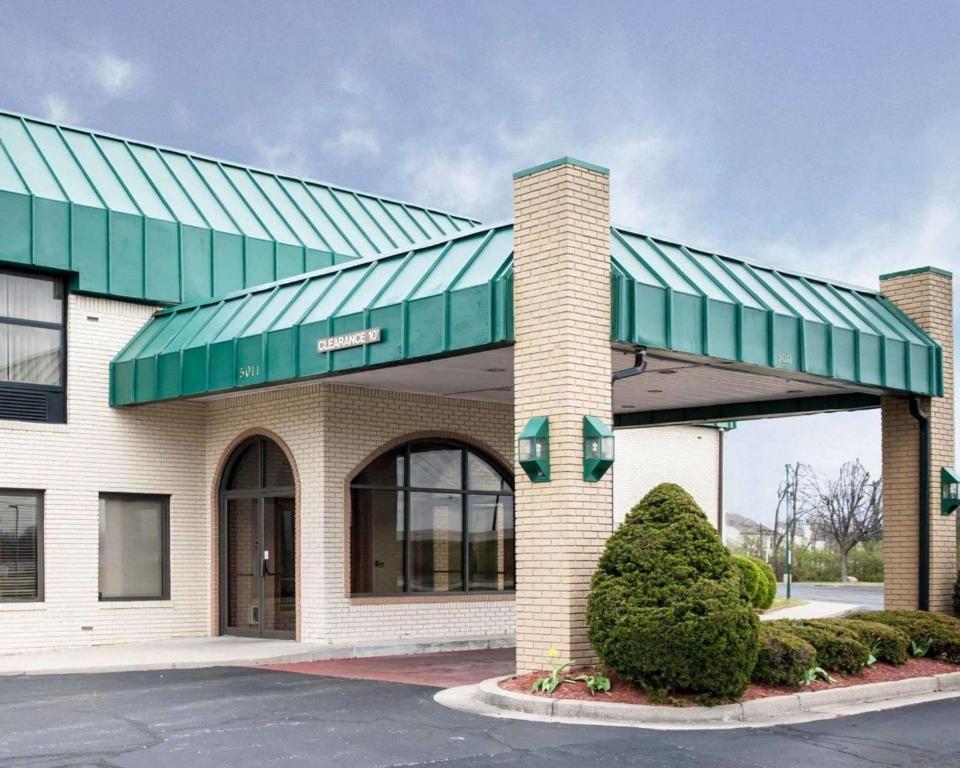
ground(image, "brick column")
xmin=512 ymin=158 xmax=613 ymax=673
xmin=880 ymin=267 xmax=955 ymax=612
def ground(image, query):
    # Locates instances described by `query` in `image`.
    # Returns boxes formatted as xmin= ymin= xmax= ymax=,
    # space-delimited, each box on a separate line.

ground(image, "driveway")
xmin=779 ymin=582 xmax=884 ymax=611
xmin=2 ymin=666 xmax=960 ymax=767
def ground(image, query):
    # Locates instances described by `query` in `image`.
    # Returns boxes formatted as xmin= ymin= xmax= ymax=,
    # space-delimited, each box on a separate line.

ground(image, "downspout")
xmin=909 ymin=396 xmax=930 ymax=611
xmin=717 ymin=428 xmax=724 ymax=537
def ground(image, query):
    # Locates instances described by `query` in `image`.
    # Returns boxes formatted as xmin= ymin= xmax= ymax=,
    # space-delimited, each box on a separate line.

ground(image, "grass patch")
xmin=763 ymin=598 xmax=808 ymax=613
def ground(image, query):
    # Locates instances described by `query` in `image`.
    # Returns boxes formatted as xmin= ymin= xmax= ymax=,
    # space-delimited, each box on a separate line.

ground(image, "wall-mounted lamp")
xmin=518 ymin=416 xmax=550 ymax=483
xmin=583 ymin=416 xmax=615 ymax=482
xmin=942 ymin=467 xmax=960 ymax=515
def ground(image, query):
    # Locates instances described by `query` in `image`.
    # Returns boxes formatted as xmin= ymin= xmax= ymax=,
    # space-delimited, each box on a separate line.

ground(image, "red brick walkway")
xmin=258 ymin=647 xmax=515 ymax=688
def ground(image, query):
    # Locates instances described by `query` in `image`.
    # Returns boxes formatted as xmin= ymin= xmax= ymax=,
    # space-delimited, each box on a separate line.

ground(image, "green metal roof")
xmin=0 ymin=110 xmax=478 ymax=305
xmin=611 ymin=228 xmax=942 ymax=397
xmin=111 ymin=224 xmax=513 ymax=405
xmin=111 ymin=223 xmax=942 ymax=406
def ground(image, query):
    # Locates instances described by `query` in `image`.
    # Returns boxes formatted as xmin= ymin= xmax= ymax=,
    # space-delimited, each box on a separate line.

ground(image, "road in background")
xmin=779 ymin=582 xmax=884 ymax=611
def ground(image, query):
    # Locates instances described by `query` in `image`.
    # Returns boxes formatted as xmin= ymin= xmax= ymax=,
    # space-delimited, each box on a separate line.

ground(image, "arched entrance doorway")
xmin=219 ymin=436 xmax=296 ymax=638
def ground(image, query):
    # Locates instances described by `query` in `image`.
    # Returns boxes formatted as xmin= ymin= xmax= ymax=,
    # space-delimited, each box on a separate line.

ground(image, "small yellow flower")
xmin=548 ymin=647 xmax=559 ymax=658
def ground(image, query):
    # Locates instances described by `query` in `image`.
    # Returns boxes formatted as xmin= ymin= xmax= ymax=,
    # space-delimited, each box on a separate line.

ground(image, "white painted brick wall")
xmin=0 ymin=295 xmax=208 ymax=654
xmin=613 ymin=425 xmax=721 ymax=528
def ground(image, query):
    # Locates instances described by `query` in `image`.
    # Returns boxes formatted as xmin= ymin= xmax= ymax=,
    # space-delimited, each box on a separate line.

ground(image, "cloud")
xmin=89 ymin=51 xmax=141 ymax=96
xmin=327 ymin=127 xmax=380 ymax=159
xmin=40 ymin=93 xmax=80 ymax=124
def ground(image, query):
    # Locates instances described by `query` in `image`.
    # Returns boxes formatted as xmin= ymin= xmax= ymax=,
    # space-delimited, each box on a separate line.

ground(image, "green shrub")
xmin=733 ymin=555 xmax=762 ymax=607
xmin=954 ymin=573 xmax=960 ymax=618
xmin=785 ymin=621 xmax=871 ymax=673
xmin=851 ymin=611 xmax=960 ymax=662
xmin=588 ymin=483 xmax=760 ymax=702
xmin=809 ymin=619 xmax=909 ymax=665
xmin=751 ymin=557 xmax=777 ymax=609
xmin=753 ymin=622 xmax=817 ymax=686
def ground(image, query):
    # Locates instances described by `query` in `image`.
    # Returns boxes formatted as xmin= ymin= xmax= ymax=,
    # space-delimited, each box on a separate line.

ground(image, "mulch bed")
xmin=501 ymin=657 xmax=960 ymax=706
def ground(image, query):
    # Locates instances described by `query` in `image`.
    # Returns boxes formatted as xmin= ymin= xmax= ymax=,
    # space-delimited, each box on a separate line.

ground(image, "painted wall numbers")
xmin=776 ymin=352 xmax=793 ymax=366
xmin=238 ymin=364 xmax=261 ymax=380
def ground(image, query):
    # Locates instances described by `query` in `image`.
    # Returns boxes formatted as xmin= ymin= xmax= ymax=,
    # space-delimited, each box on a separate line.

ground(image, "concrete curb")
xmin=0 ymin=635 xmax=515 ymax=677
xmin=443 ymin=672 xmax=960 ymax=729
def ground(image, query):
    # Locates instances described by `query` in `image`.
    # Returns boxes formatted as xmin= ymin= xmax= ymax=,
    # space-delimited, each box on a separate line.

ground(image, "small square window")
xmin=99 ymin=494 xmax=169 ymax=601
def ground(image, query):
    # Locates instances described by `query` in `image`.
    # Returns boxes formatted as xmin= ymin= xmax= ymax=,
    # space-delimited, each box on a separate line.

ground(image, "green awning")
xmin=111 ymin=224 xmax=514 ymax=405
xmin=112 ymin=224 xmax=942 ymax=406
xmin=0 ymin=110 xmax=478 ymax=305
xmin=611 ymin=228 xmax=942 ymax=397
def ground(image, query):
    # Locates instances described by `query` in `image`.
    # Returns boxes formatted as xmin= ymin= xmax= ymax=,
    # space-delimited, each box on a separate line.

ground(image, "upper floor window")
xmin=0 ymin=270 xmax=65 ymax=423
xmin=350 ymin=440 xmax=514 ymax=596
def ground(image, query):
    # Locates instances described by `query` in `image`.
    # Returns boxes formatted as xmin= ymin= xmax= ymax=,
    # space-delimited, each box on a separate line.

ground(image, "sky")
xmin=0 ymin=0 xmax=957 ymax=524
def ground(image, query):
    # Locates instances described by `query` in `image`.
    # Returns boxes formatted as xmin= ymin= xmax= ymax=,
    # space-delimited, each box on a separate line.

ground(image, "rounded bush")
xmin=751 ymin=557 xmax=777 ymax=609
xmin=733 ymin=555 xmax=762 ymax=607
xmin=809 ymin=619 xmax=909 ymax=666
xmin=851 ymin=610 xmax=960 ymax=661
xmin=754 ymin=622 xmax=817 ymax=686
xmin=786 ymin=621 xmax=871 ymax=673
xmin=588 ymin=483 xmax=760 ymax=702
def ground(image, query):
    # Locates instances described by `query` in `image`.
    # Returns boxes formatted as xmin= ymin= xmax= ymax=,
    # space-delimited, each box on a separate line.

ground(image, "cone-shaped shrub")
xmin=588 ymin=483 xmax=760 ymax=702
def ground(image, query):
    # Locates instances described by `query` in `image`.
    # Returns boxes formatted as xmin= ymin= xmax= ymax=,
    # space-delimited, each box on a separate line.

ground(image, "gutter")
xmin=909 ymin=396 xmax=930 ymax=611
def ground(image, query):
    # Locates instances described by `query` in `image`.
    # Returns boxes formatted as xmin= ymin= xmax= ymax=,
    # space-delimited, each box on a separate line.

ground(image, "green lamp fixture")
xmin=518 ymin=416 xmax=550 ymax=483
xmin=942 ymin=467 xmax=960 ymax=515
xmin=583 ymin=416 xmax=615 ymax=482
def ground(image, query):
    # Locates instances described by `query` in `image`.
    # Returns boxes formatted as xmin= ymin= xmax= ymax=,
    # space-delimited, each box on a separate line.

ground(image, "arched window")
xmin=350 ymin=440 xmax=514 ymax=596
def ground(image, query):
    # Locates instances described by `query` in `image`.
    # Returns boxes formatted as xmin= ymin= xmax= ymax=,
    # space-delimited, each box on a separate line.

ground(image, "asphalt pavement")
xmin=778 ymin=582 xmax=885 ymax=611
xmin=2 ymin=665 xmax=958 ymax=767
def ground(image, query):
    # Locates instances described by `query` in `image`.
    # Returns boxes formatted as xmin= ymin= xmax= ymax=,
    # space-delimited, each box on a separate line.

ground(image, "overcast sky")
xmin=0 ymin=1 xmax=957 ymax=524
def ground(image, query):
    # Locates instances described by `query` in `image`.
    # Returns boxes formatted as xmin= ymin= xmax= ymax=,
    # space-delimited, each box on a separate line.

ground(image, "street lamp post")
xmin=784 ymin=465 xmax=793 ymax=600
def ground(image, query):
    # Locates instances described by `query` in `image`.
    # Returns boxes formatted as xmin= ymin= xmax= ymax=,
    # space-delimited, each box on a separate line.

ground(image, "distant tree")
xmin=770 ymin=462 xmax=814 ymax=578
xmin=810 ymin=460 xmax=882 ymax=582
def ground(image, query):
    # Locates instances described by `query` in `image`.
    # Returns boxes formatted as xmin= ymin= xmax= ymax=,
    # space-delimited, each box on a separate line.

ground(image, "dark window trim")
xmin=98 ymin=492 xmax=171 ymax=602
xmin=350 ymin=439 xmax=515 ymax=598
xmin=0 ymin=488 xmax=44 ymax=603
xmin=0 ymin=268 xmax=67 ymax=424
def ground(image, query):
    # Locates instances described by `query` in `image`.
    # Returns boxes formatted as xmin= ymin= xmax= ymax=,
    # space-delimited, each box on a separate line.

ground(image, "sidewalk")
xmin=0 ymin=634 xmax=514 ymax=676
xmin=760 ymin=599 xmax=859 ymax=621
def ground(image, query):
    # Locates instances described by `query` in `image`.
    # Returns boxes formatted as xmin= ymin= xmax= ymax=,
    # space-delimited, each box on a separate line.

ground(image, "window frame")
xmin=0 ymin=488 xmax=44 ymax=603
xmin=0 ymin=268 xmax=67 ymax=424
xmin=98 ymin=492 xmax=171 ymax=602
xmin=350 ymin=439 xmax=515 ymax=597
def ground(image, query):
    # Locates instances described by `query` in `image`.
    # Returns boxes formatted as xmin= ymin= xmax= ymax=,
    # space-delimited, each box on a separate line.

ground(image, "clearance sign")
xmin=316 ymin=328 xmax=382 ymax=354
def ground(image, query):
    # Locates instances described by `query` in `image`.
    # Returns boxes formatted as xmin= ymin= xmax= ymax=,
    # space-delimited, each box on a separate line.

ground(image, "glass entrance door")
xmin=223 ymin=496 xmax=296 ymax=638
xmin=224 ymin=497 xmax=260 ymax=636
xmin=263 ymin=497 xmax=295 ymax=635
xmin=220 ymin=437 xmax=296 ymax=639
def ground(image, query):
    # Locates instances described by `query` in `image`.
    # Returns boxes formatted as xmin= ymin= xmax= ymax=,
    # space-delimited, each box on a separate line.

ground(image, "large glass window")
xmin=0 ymin=270 xmax=65 ymax=423
xmin=0 ymin=490 xmax=42 ymax=602
xmin=99 ymin=494 xmax=169 ymax=601
xmin=350 ymin=440 xmax=514 ymax=596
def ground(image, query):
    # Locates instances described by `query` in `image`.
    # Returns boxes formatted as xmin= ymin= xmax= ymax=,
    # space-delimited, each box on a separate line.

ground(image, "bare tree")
xmin=810 ymin=460 xmax=883 ymax=581
xmin=770 ymin=462 xmax=813 ymax=577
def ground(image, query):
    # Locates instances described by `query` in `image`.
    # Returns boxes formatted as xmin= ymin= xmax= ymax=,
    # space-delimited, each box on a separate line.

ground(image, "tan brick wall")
xmin=513 ymin=161 xmax=613 ymax=672
xmin=205 ymin=382 xmax=515 ymax=645
xmin=880 ymin=270 xmax=955 ymax=612
xmin=0 ymin=295 xmax=208 ymax=654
